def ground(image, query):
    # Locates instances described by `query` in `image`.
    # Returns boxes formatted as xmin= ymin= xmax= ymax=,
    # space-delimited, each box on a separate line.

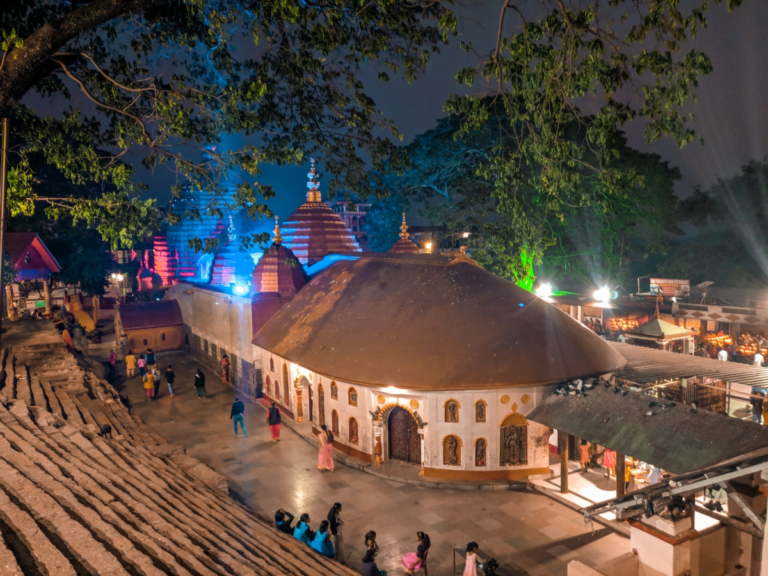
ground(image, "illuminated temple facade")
xmin=166 ymin=204 xmax=625 ymax=479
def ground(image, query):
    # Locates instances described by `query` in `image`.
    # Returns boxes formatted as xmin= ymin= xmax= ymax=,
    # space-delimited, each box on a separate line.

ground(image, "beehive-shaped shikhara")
xmin=252 ymin=217 xmax=307 ymax=296
xmin=388 ymin=213 xmax=421 ymax=254
xmin=280 ymin=159 xmax=361 ymax=266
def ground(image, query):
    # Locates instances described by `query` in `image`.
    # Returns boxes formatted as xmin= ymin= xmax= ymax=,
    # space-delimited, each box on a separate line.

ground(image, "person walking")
xmin=401 ymin=532 xmax=430 ymax=575
xmin=143 ymin=372 xmax=155 ymax=400
xmin=579 ymin=440 xmax=590 ymax=473
xmin=194 ymin=369 xmax=206 ymax=399
xmin=327 ymin=503 xmax=345 ymax=564
xmin=755 ymin=350 xmax=765 ymax=367
xmin=220 ymin=354 xmax=230 ymax=385
xmin=267 ymin=401 xmax=282 ymax=441
xmin=365 ymin=531 xmax=379 ymax=556
xmin=463 ymin=542 xmax=485 ymax=576
xmin=310 ymin=521 xmax=334 ymax=558
xmin=146 ymin=348 xmax=156 ymax=371
xmin=125 ymin=350 xmax=137 ymax=378
xmin=317 ymin=424 xmax=334 ymax=471
xmin=717 ymin=347 xmax=728 ymax=362
xmin=231 ymin=397 xmax=247 ymax=436
xmin=119 ymin=334 xmax=128 ymax=357
xmin=137 ymin=354 xmax=147 ymax=377
xmin=152 ymin=367 xmax=162 ymax=399
xmin=165 ymin=365 xmax=176 ymax=397
xmin=108 ymin=350 xmax=116 ymax=375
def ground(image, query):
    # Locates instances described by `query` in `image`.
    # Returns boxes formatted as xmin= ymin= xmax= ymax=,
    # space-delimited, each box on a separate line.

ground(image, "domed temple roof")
xmin=252 ymin=217 xmax=307 ymax=296
xmin=253 ymin=252 xmax=626 ymax=390
xmin=388 ymin=213 xmax=421 ymax=254
xmin=280 ymin=160 xmax=361 ymax=266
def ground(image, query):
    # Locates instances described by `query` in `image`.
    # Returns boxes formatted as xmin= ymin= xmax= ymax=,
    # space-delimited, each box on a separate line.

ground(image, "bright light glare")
xmin=593 ymin=287 xmax=611 ymax=303
xmin=462 ymin=232 xmax=470 ymax=238
xmin=383 ymin=386 xmax=405 ymax=395
xmin=535 ymin=283 xmax=553 ymax=298
xmin=111 ymin=273 xmax=117 ymax=279
xmin=116 ymin=274 xmax=124 ymax=282
xmin=234 ymin=285 xmax=247 ymax=295
xmin=425 ymin=242 xmax=433 ymax=251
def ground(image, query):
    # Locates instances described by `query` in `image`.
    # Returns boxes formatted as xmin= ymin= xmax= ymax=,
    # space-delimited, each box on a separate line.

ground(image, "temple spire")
xmin=273 ymin=215 xmax=283 ymax=245
xmin=400 ymin=212 xmax=409 ymax=240
xmin=306 ymin=158 xmax=322 ymax=202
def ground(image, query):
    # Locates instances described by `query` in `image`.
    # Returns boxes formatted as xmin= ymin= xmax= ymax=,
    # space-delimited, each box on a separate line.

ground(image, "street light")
xmin=593 ymin=286 xmax=611 ymax=303
xmin=425 ymin=242 xmax=433 ymax=252
xmin=535 ymin=283 xmax=553 ymax=299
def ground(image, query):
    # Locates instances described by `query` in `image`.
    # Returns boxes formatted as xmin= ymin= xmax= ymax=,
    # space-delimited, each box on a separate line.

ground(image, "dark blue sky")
xmin=28 ymin=1 xmax=768 ymax=223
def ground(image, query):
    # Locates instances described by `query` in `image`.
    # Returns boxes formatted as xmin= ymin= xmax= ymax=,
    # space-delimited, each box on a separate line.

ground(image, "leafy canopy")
xmin=1 ymin=0 xmax=457 ymax=249
xmin=441 ymin=0 xmax=739 ymax=287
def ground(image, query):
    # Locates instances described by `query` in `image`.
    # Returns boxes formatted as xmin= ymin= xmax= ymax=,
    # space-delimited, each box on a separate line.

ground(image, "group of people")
xmin=273 ymin=504 xmax=440 ymax=576
xmin=578 ymin=440 xmax=663 ymax=490
xmin=583 ymin=319 xmax=607 ymax=338
xmin=125 ymin=348 xmax=177 ymax=399
xmin=749 ymin=392 xmax=768 ymax=424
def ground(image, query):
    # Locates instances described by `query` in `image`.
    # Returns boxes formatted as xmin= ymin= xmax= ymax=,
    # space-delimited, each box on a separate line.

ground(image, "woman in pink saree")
xmin=318 ymin=424 xmax=335 ymax=472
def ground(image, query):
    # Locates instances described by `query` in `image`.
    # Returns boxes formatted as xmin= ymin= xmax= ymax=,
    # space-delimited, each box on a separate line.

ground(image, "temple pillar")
xmin=559 ymin=431 xmax=570 ymax=494
xmin=43 ymin=278 xmax=51 ymax=314
xmin=629 ymin=503 xmax=698 ymax=576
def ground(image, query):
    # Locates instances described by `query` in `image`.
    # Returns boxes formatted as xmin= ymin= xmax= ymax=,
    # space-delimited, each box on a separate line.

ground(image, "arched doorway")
xmin=296 ymin=376 xmax=312 ymax=423
xmin=388 ymin=407 xmax=421 ymax=464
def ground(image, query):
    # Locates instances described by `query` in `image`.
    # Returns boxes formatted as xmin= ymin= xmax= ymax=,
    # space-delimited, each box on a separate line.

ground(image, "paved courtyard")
xmin=116 ymin=351 xmax=628 ymax=576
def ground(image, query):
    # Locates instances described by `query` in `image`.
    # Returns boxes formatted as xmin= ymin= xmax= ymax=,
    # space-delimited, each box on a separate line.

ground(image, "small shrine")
xmin=388 ymin=213 xmax=421 ymax=253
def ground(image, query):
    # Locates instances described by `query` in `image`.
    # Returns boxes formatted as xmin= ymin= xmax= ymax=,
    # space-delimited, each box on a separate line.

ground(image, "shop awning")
xmin=527 ymin=384 xmax=768 ymax=473
xmin=610 ymin=341 xmax=768 ymax=387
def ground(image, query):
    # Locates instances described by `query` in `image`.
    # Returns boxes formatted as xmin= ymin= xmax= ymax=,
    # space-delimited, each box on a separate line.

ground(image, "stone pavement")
xmin=119 ymin=352 xmax=629 ymax=576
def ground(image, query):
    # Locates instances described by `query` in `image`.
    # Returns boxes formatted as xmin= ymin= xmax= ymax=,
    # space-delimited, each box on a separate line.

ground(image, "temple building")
xmin=249 ymin=251 xmax=625 ymax=480
xmin=280 ymin=160 xmax=362 ymax=265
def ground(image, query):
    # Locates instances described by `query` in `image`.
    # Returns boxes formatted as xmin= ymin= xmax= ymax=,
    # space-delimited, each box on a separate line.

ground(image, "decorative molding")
xmin=521 ymin=394 xmax=531 ymax=405
xmin=500 ymin=395 xmax=510 ymax=404
xmin=410 ymin=399 xmax=420 ymax=410
xmin=377 ymin=394 xmax=386 ymax=405
xmin=500 ymin=412 xmax=529 ymax=427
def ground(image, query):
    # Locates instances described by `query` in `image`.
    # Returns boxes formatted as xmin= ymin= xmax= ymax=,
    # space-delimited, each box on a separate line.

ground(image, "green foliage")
xmin=52 ymin=234 xmax=114 ymax=297
xmin=373 ymin=104 xmax=681 ymax=289
xmin=1 ymin=0 xmax=456 ymax=250
xmin=440 ymin=0 xmax=737 ymax=286
xmin=1 ymin=252 xmax=17 ymax=286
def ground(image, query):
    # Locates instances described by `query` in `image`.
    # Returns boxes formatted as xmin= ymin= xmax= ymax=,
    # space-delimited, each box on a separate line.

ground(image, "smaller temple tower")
xmin=251 ymin=217 xmax=307 ymax=335
xmin=388 ymin=213 xmax=421 ymax=253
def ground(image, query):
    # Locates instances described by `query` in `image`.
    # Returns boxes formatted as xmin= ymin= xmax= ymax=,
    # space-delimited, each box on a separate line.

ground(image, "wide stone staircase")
xmin=0 ymin=324 xmax=356 ymax=575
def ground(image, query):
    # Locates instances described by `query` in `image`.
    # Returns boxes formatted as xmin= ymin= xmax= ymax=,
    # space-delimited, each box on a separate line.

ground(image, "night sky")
xmin=25 ymin=1 xmax=768 ymax=223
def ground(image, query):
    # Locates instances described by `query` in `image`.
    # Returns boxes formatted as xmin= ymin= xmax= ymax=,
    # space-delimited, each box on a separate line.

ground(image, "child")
xmin=463 ymin=542 xmax=484 ymax=576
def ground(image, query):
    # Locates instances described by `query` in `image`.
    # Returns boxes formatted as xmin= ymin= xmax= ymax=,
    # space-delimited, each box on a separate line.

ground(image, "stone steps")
xmin=0 ymin=323 xmax=357 ymax=575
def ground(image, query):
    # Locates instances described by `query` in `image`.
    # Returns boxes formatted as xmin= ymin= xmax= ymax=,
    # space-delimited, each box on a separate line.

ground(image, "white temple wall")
xmin=166 ymin=283 xmax=257 ymax=390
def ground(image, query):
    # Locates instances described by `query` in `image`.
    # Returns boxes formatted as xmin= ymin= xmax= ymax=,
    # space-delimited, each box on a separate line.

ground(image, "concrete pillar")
xmin=569 ymin=305 xmax=575 ymax=318
xmin=43 ymin=278 xmax=51 ymax=314
xmin=616 ymin=453 xmax=626 ymax=498
xmin=577 ymin=306 xmax=583 ymax=323
xmin=559 ymin=431 xmax=570 ymax=494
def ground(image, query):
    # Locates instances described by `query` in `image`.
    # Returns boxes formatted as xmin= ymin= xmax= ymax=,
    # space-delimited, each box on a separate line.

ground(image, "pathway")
xmin=119 ymin=352 xmax=628 ymax=576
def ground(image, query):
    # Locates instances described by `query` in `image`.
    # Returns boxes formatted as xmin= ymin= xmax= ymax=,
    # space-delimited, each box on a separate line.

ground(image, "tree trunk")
xmin=0 ymin=0 xmax=171 ymax=116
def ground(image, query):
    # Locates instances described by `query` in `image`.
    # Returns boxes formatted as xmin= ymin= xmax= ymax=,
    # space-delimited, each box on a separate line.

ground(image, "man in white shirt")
xmin=755 ymin=352 xmax=765 ymax=367
xmin=717 ymin=348 xmax=728 ymax=362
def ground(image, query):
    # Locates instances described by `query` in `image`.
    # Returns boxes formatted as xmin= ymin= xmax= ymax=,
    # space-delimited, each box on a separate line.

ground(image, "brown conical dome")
xmin=252 ymin=217 xmax=307 ymax=296
xmin=388 ymin=212 xmax=420 ymax=253
xmin=281 ymin=159 xmax=361 ymax=265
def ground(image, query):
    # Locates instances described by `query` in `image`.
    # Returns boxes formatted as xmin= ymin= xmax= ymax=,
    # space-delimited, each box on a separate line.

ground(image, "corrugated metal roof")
xmin=610 ymin=342 xmax=768 ymax=387
xmin=527 ymin=384 xmax=768 ymax=473
xmin=117 ymin=300 xmax=183 ymax=331
xmin=253 ymin=253 xmax=627 ymax=391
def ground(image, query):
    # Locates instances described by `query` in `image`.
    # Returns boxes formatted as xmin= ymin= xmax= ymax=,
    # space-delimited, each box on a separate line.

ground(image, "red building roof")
xmin=117 ymin=300 xmax=183 ymax=331
xmin=5 ymin=233 xmax=61 ymax=280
